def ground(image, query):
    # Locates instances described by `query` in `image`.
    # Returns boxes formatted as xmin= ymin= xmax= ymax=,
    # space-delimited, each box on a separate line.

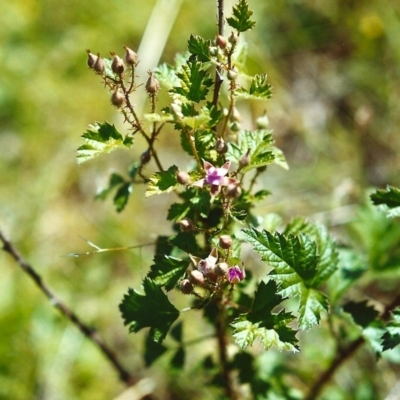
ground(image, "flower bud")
xmin=209 ymin=46 xmax=218 ymax=56
xmin=93 ymin=54 xmax=105 ymax=74
xmin=146 ymin=72 xmax=160 ymax=95
xmin=230 ymin=121 xmax=241 ymax=132
xmin=226 ymin=181 xmax=242 ymax=199
xmin=256 ymin=114 xmax=269 ymax=129
xmin=216 ymin=262 xmax=229 ymax=276
xmin=189 ymin=270 xmax=205 ymax=286
xmin=177 ymin=171 xmax=190 ymax=185
xmin=228 ymin=32 xmax=238 ymax=45
xmin=111 ymin=91 xmax=125 ymax=107
xmin=239 ymin=150 xmax=250 ymax=168
xmin=219 ymin=235 xmax=233 ymax=249
xmin=216 ymin=137 xmax=228 ymax=154
xmin=216 ymin=35 xmax=227 ymax=49
xmin=86 ymin=49 xmax=98 ymax=68
xmin=140 ymin=149 xmax=151 ymax=164
xmin=110 ymin=52 xmax=125 ymax=74
xmin=179 ymin=279 xmax=194 ymax=294
xmin=228 ymin=265 xmax=245 ymax=284
xmin=123 ymin=46 xmax=138 ymax=66
xmin=179 ymin=218 xmax=195 ymax=232
xmin=227 ymin=68 xmax=238 ymax=81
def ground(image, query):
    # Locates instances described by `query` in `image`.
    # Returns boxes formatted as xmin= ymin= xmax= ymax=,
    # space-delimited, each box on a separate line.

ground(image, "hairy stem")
xmin=212 ymin=0 xmax=224 ymax=107
xmin=0 ymin=230 xmax=135 ymax=386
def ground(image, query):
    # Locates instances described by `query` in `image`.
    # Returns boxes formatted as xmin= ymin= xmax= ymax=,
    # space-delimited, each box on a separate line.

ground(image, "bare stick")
xmin=212 ymin=0 xmax=225 ymax=107
xmin=0 ymin=229 xmax=136 ymax=386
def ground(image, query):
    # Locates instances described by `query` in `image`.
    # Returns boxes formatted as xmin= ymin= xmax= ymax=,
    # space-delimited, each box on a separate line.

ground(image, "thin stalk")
xmin=212 ymin=0 xmax=225 ymax=107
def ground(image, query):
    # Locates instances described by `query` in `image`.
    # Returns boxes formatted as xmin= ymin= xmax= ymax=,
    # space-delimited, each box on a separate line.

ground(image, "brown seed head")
xmin=123 ymin=46 xmax=138 ymax=66
xmin=86 ymin=49 xmax=98 ymax=68
xmin=111 ymin=91 xmax=125 ymax=107
xmin=145 ymin=71 xmax=160 ymax=95
xmin=110 ymin=52 xmax=125 ymax=74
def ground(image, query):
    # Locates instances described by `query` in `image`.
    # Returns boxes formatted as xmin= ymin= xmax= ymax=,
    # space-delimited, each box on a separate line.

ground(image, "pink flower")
xmin=228 ymin=265 xmax=245 ymax=284
xmin=192 ymin=160 xmax=237 ymax=197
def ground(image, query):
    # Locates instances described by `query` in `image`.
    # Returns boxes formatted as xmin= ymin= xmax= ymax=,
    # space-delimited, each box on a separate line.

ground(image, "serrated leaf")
xmin=170 ymin=60 xmax=213 ymax=102
xmin=371 ymin=186 xmax=400 ymax=208
xmin=236 ymin=74 xmax=272 ymax=100
xmin=144 ymin=333 xmax=167 ymax=367
xmin=188 ymin=35 xmax=212 ymax=62
xmin=227 ymin=0 xmax=256 ymax=33
xmin=144 ymin=112 xmax=174 ymax=123
xmin=154 ymin=53 xmax=187 ymax=90
xmin=231 ymin=281 xmax=299 ymax=351
xmin=145 ymin=165 xmax=179 ymax=197
xmin=147 ymin=255 xmax=188 ymax=291
xmin=343 ymin=300 xmax=380 ymax=328
xmin=298 ymin=288 xmax=328 ymax=329
xmin=226 ymin=130 xmax=287 ymax=172
xmin=113 ymin=182 xmax=131 ymax=212
xmin=119 ymin=278 xmax=180 ymax=343
xmin=382 ymin=309 xmax=400 ymax=350
xmin=167 ymin=202 xmax=191 ymax=222
xmin=76 ymin=122 xmax=132 ymax=164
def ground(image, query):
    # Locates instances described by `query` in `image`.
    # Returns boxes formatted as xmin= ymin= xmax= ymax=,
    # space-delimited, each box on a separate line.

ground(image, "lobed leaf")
xmin=227 ymin=0 xmax=256 ymax=33
xmin=145 ymin=165 xmax=179 ymax=197
xmin=187 ymin=35 xmax=212 ymax=62
xmin=382 ymin=309 xmax=400 ymax=351
xmin=236 ymin=74 xmax=272 ymax=100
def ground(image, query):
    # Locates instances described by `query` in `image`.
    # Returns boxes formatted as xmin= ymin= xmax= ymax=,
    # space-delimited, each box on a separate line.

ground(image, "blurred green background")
xmin=1 ymin=0 xmax=400 ymax=399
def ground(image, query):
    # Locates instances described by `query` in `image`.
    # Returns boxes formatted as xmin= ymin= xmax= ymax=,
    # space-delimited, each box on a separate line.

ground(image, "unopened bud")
xmin=230 ymin=121 xmax=241 ymax=132
xmin=93 ymin=54 xmax=105 ymax=74
xmin=110 ymin=52 xmax=125 ymax=74
xmin=209 ymin=46 xmax=218 ymax=56
xmin=140 ymin=149 xmax=151 ymax=164
xmin=256 ymin=114 xmax=269 ymax=129
xmin=216 ymin=262 xmax=229 ymax=276
xmin=123 ymin=46 xmax=138 ymax=66
xmin=145 ymin=72 xmax=160 ymax=94
xmin=228 ymin=265 xmax=245 ymax=284
xmin=226 ymin=182 xmax=242 ymax=199
xmin=86 ymin=50 xmax=98 ymax=68
xmin=111 ymin=91 xmax=125 ymax=107
xmin=216 ymin=137 xmax=228 ymax=154
xmin=177 ymin=171 xmax=190 ymax=185
xmin=219 ymin=235 xmax=233 ymax=249
xmin=216 ymin=35 xmax=227 ymax=49
xmin=189 ymin=270 xmax=205 ymax=286
xmin=179 ymin=218 xmax=195 ymax=232
xmin=239 ymin=150 xmax=250 ymax=168
xmin=179 ymin=279 xmax=194 ymax=294
xmin=227 ymin=68 xmax=238 ymax=81
xmin=228 ymin=32 xmax=238 ymax=45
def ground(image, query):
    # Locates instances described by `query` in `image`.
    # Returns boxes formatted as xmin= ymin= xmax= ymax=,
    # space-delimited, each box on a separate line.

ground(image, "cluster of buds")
xmin=179 ymin=236 xmax=245 ymax=295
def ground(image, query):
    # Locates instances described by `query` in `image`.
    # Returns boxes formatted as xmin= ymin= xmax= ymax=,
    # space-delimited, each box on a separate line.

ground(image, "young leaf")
xmin=76 ymin=122 xmax=132 ymax=164
xmin=145 ymin=165 xmax=179 ymax=197
xmin=170 ymin=347 xmax=185 ymax=370
xmin=188 ymin=35 xmax=212 ymax=62
xmin=119 ymin=278 xmax=180 ymax=343
xmin=144 ymin=333 xmax=167 ymax=367
xmin=113 ymin=182 xmax=131 ymax=212
xmin=236 ymin=74 xmax=272 ymax=100
xmin=170 ymin=60 xmax=213 ymax=102
xmin=371 ymin=186 xmax=400 ymax=218
xmin=95 ymin=173 xmax=126 ymax=201
xmin=227 ymin=0 xmax=256 ymax=33
xmin=231 ymin=280 xmax=299 ymax=351
xmin=343 ymin=300 xmax=380 ymax=329
xmin=382 ymin=309 xmax=400 ymax=351
xmin=147 ymin=255 xmax=188 ymax=291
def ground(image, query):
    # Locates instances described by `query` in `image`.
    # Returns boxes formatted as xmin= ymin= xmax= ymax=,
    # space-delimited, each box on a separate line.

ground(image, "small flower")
xmin=192 ymin=160 xmax=237 ymax=197
xmin=228 ymin=265 xmax=245 ymax=284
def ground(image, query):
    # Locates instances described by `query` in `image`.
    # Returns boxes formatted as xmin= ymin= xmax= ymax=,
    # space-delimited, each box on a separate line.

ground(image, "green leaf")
xmin=95 ymin=173 xmax=126 ymax=201
xmin=113 ymin=182 xmax=131 ymax=212
xmin=226 ymin=130 xmax=287 ymax=172
xmin=147 ymin=255 xmax=188 ymax=291
xmin=167 ymin=202 xmax=191 ymax=222
xmin=242 ymin=228 xmax=330 ymax=328
xmin=76 ymin=122 xmax=132 ymax=164
xmin=236 ymin=74 xmax=272 ymax=100
xmin=227 ymin=0 xmax=256 ymax=33
xmin=371 ymin=186 xmax=400 ymax=218
xmin=170 ymin=347 xmax=185 ymax=370
xmin=154 ymin=53 xmax=187 ymax=90
xmin=119 ymin=278 xmax=180 ymax=343
xmin=170 ymin=322 xmax=183 ymax=342
xmin=343 ymin=300 xmax=380 ymax=328
xmin=188 ymin=35 xmax=212 ymax=62
xmin=382 ymin=309 xmax=400 ymax=351
xmin=231 ymin=281 xmax=299 ymax=351
xmin=145 ymin=165 xmax=179 ymax=197
xmin=144 ymin=333 xmax=167 ymax=367
xmin=170 ymin=60 xmax=213 ymax=102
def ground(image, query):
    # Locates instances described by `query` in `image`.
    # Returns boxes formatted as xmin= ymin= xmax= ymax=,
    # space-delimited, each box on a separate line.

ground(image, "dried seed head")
xmin=239 ymin=150 xmax=250 ymax=168
xmin=177 ymin=171 xmax=190 ymax=185
xmin=86 ymin=49 xmax=98 ymax=68
xmin=93 ymin=54 xmax=105 ymax=74
xmin=111 ymin=91 xmax=125 ymax=107
xmin=179 ymin=279 xmax=194 ymax=294
xmin=216 ymin=35 xmax=227 ymax=49
xmin=189 ymin=270 xmax=205 ymax=286
xmin=123 ymin=46 xmax=138 ymax=66
xmin=145 ymin=71 xmax=160 ymax=94
xmin=179 ymin=218 xmax=195 ymax=232
xmin=110 ymin=52 xmax=125 ymax=74
xmin=216 ymin=137 xmax=228 ymax=154
xmin=219 ymin=235 xmax=233 ymax=249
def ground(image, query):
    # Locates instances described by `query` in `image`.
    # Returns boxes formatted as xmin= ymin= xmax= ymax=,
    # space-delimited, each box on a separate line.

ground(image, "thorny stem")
xmin=0 ymin=230 xmax=136 ymax=386
xmin=212 ymin=0 xmax=224 ymax=108
xmin=305 ymin=293 xmax=400 ymax=400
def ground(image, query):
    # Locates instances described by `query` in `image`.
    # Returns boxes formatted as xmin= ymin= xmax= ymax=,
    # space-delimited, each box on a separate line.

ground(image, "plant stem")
xmin=212 ymin=0 xmax=224 ymax=107
xmin=0 ymin=230 xmax=136 ymax=386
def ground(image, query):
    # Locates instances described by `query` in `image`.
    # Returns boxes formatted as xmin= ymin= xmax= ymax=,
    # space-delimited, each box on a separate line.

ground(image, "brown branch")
xmin=305 ymin=294 xmax=400 ymax=400
xmin=0 ymin=229 xmax=136 ymax=386
xmin=212 ymin=0 xmax=224 ymax=107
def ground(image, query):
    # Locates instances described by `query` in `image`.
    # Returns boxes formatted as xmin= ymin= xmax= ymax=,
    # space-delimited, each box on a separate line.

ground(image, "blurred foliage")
xmin=1 ymin=0 xmax=400 ymax=399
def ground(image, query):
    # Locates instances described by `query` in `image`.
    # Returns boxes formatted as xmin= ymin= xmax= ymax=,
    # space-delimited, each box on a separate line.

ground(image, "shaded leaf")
xmin=144 ymin=333 xmax=167 ymax=367
xmin=188 ymin=35 xmax=212 ymax=62
xmin=146 ymin=165 xmax=179 ymax=197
